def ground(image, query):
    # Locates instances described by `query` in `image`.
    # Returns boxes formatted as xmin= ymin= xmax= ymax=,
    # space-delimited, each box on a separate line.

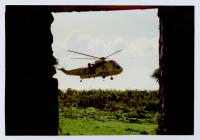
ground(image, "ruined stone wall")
xmin=6 ymin=6 xmax=58 ymax=135
xmin=158 ymin=7 xmax=194 ymax=134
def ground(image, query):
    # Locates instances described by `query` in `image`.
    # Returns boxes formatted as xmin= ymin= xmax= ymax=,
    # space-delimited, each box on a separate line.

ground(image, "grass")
xmin=59 ymin=118 xmax=157 ymax=135
xmin=59 ymin=107 xmax=159 ymax=135
xmin=58 ymin=89 xmax=160 ymax=135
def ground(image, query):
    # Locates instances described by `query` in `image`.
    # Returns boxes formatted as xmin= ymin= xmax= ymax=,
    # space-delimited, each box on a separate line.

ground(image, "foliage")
xmin=58 ymin=88 xmax=160 ymax=135
xmin=151 ymin=68 xmax=160 ymax=82
xmin=59 ymin=88 xmax=159 ymax=111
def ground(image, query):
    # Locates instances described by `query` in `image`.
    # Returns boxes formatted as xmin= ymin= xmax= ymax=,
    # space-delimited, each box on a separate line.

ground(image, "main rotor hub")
xmin=100 ymin=57 xmax=106 ymax=60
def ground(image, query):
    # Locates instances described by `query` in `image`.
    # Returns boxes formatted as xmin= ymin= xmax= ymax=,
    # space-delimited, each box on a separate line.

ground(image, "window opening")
xmin=51 ymin=9 xmax=159 ymax=135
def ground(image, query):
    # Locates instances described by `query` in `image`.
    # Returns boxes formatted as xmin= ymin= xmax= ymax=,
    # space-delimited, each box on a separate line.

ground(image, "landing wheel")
xmin=80 ymin=79 xmax=82 ymax=82
xmin=102 ymin=76 xmax=105 ymax=82
xmin=110 ymin=76 xmax=113 ymax=80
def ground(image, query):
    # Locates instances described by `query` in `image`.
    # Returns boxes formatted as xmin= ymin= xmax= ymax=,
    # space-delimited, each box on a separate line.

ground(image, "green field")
xmin=58 ymin=89 xmax=160 ymax=135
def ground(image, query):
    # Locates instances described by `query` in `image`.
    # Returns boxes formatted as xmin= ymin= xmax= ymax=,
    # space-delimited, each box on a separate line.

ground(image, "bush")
xmin=58 ymin=88 xmax=160 ymax=122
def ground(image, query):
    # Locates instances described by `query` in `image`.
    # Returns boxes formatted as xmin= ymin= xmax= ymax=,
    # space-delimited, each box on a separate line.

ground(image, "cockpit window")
xmin=112 ymin=61 xmax=120 ymax=69
xmin=115 ymin=63 xmax=120 ymax=67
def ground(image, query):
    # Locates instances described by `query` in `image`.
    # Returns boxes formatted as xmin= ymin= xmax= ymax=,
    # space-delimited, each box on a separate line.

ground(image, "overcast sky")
xmin=51 ymin=9 xmax=159 ymax=90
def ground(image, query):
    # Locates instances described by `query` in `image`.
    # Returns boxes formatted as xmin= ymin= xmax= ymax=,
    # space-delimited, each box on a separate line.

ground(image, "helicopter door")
xmin=88 ymin=63 xmax=95 ymax=74
xmin=95 ymin=61 xmax=106 ymax=74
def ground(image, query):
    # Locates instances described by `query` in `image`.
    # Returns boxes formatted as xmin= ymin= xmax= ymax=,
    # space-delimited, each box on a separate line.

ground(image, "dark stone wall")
xmin=5 ymin=6 xmax=58 ymax=135
xmin=158 ymin=6 xmax=194 ymax=134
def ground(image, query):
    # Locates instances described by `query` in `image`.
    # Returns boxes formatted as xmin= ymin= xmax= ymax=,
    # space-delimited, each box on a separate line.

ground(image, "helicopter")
xmin=58 ymin=49 xmax=123 ymax=82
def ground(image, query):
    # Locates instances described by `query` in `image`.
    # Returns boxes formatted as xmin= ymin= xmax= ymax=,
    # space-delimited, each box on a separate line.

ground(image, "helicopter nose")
xmin=118 ymin=66 xmax=123 ymax=74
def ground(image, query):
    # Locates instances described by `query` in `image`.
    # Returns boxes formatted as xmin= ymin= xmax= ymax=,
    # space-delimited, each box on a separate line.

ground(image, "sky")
xmin=51 ymin=9 xmax=159 ymax=90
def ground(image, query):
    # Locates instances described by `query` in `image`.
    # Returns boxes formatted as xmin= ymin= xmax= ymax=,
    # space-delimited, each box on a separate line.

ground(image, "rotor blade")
xmin=105 ymin=49 xmax=122 ymax=58
xmin=71 ymin=58 xmax=97 ymax=59
xmin=111 ymin=56 xmax=143 ymax=59
xmin=67 ymin=50 xmax=100 ymax=59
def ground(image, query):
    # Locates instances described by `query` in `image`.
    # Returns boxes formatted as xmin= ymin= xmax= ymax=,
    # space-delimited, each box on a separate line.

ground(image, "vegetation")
xmin=58 ymin=88 xmax=160 ymax=135
xmin=151 ymin=68 xmax=160 ymax=82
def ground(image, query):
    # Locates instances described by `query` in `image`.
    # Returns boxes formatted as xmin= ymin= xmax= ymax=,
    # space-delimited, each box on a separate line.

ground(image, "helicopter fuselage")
xmin=59 ymin=60 xmax=123 ymax=79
